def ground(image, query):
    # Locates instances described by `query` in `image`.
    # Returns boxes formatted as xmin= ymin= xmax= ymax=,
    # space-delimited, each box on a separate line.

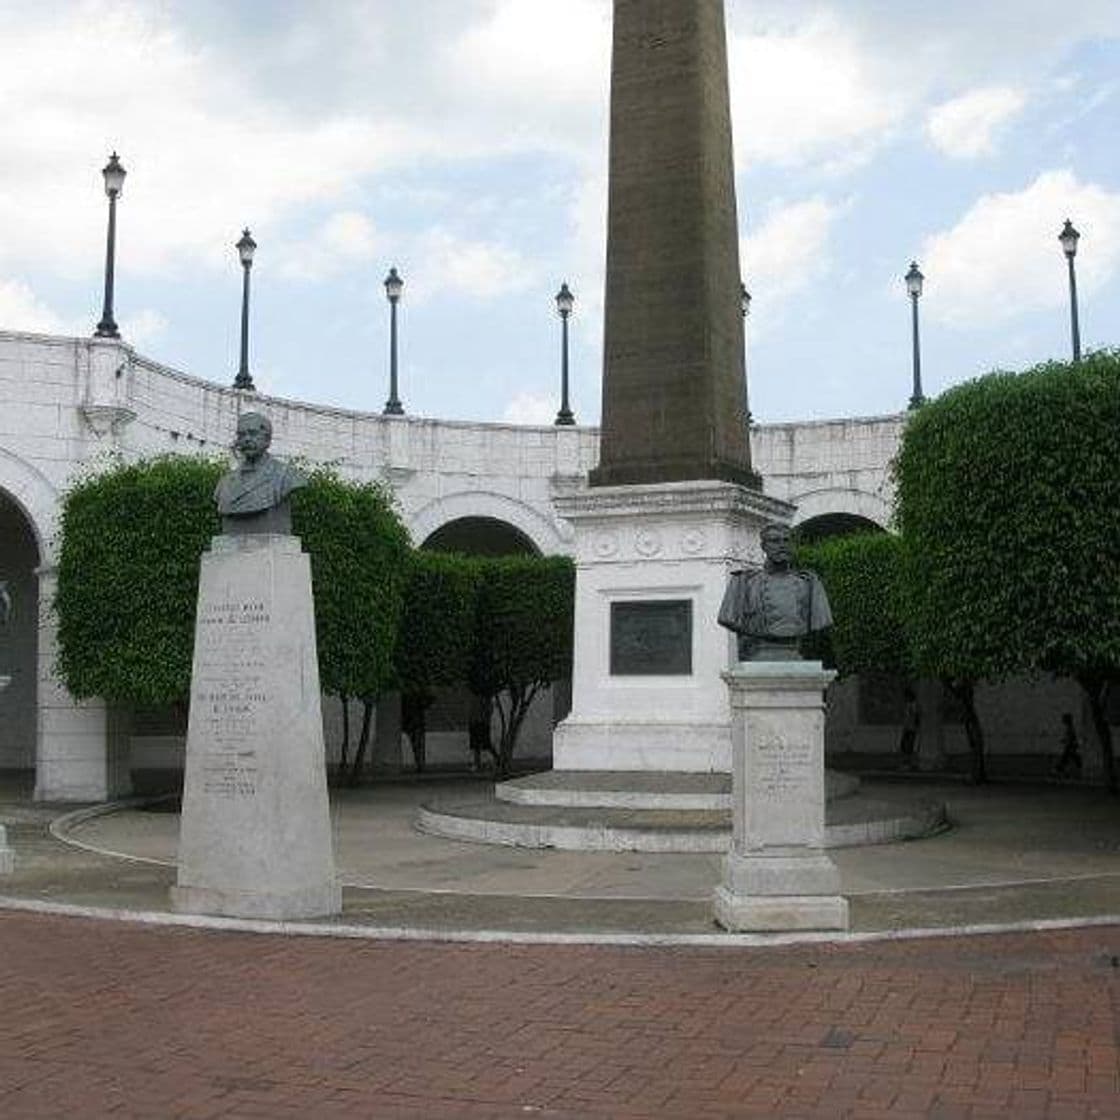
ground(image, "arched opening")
xmin=0 ymin=489 xmax=41 ymax=789
xmin=795 ymin=512 xmax=884 ymax=545
xmin=421 ymin=516 xmax=539 ymax=557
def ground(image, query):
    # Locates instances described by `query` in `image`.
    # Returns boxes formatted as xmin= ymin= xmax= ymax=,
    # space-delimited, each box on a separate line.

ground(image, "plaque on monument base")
xmin=171 ymin=534 xmax=340 ymax=920
xmin=713 ymin=661 xmax=849 ymax=932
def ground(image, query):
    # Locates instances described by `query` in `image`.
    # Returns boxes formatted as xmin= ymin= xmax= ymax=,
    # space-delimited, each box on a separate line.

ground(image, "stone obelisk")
xmin=553 ymin=0 xmax=791 ymax=774
xmin=592 ymin=0 xmax=757 ymax=489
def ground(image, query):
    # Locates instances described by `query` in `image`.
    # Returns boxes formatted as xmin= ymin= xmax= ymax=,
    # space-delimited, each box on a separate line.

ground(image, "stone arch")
xmin=422 ymin=517 xmax=540 ymax=556
xmin=789 ymin=487 xmax=891 ymax=533
xmin=0 ymin=481 xmax=44 ymax=774
xmin=407 ymin=490 xmax=571 ymax=556
xmin=0 ymin=448 xmax=59 ymax=562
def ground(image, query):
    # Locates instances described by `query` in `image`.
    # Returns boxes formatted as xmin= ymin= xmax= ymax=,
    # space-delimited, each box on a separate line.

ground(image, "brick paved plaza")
xmin=1 ymin=912 xmax=1117 ymax=1118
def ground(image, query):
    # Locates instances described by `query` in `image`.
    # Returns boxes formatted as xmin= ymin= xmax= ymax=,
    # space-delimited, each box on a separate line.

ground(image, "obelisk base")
xmin=172 ymin=535 xmax=340 ymax=921
xmin=713 ymin=662 xmax=848 ymax=931
xmin=553 ymin=481 xmax=793 ymax=773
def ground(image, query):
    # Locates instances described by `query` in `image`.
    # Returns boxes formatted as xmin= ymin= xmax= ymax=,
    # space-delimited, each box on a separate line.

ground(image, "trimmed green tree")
xmin=894 ymin=351 xmax=1120 ymax=791
xmin=393 ymin=551 xmax=480 ymax=772
xmin=797 ymin=531 xmax=909 ymax=680
xmin=292 ymin=469 xmax=411 ymax=784
xmin=56 ymin=455 xmax=223 ymax=707
xmin=469 ymin=555 xmax=575 ymax=778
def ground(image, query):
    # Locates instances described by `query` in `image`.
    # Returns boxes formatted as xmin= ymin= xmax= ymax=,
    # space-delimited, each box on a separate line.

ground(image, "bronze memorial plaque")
xmin=610 ymin=600 xmax=692 ymax=676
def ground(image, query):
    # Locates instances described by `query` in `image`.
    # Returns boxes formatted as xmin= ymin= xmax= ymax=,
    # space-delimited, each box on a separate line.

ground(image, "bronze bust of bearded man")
xmin=718 ymin=523 xmax=833 ymax=661
xmin=214 ymin=411 xmax=306 ymax=535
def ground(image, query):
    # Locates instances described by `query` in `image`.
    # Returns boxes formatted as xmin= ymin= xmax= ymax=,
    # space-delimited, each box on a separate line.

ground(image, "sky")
xmin=2 ymin=0 xmax=1119 ymax=426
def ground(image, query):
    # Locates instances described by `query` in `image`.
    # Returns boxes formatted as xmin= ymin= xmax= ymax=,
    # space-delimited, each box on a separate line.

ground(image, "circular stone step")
xmin=417 ymin=793 xmax=947 ymax=853
xmin=495 ymin=769 xmax=861 ymax=811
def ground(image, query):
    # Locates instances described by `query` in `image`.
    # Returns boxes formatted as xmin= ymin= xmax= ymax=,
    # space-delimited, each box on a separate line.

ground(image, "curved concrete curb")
xmin=496 ymin=769 xmax=862 ymax=811
xmin=417 ymin=794 xmax=948 ymax=852
xmin=0 ymin=892 xmax=1116 ymax=950
xmin=49 ymin=795 xmax=178 ymax=866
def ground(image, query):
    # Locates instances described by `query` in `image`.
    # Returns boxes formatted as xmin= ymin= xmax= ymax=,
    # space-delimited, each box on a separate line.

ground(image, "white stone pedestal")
xmin=713 ymin=662 xmax=849 ymax=931
xmin=0 ymin=825 xmax=13 ymax=874
xmin=552 ymin=481 xmax=792 ymax=773
xmin=172 ymin=535 xmax=341 ymax=920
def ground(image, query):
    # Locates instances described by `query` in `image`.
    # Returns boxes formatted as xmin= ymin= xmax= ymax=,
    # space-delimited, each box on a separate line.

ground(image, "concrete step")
xmin=417 ymin=792 xmax=948 ymax=853
xmin=495 ymin=769 xmax=861 ymax=811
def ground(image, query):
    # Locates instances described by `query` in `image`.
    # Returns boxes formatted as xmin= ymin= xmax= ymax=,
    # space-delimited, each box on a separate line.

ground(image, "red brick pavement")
xmin=0 ymin=913 xmax=1117 ymax=1119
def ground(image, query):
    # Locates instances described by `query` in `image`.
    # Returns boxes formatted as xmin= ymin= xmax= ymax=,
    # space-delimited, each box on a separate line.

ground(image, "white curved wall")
xmin=0 ymin=329 xmax=905 ymax=797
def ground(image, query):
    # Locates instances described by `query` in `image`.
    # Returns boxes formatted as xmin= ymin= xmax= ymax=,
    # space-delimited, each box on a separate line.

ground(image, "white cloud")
xmin=276 ymin=211 xmax=379 ymax=280
xmin=502 ymin=391 xmax=555 ymax=426
xmin=926 ymin=86 xmax=1027 ymax=159
xmin=413 ymin=229 xmax=537 ymax=302
xmin=0 ymin=2 xmax=428 ymax=281
xmin=741 ymin=198 xmax=842 ymax=307
xmin=443 ymin=0 xmax=609 ymax=120
xmin=120 ymin=308 xmax=168 ymax=349
xmin=920 ymin=170 xmax=1120 ymax=327
xmin=728 ymin=17 xmax=900 ymax=169
xmin=0 ymin=279 xmax=71 ymax=335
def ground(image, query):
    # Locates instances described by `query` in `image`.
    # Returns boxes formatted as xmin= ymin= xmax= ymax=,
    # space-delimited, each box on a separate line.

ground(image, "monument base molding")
xmin=170 ymin=883 xmax=341 ymax=922
xmin=713 ymin=886 xmax=849 ymax=932
xmin=173 ymin=534 xmax=340 ymax=921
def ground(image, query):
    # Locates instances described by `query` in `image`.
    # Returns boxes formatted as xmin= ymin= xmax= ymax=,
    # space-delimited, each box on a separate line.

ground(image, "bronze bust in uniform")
xmin=214 ymin=411 xmax=306 ymax=535
xmin=719 ymin=523 xmax=832 ymax=661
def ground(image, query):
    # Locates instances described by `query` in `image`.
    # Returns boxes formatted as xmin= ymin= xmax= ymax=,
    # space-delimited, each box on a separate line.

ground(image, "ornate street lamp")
xmin=383 ymin=267 xmax=404 ymax=415
xmin=1059 ymin=219 xmax=1081 ymax=362
xmin=233 ymin=229 xmax=257 ymax=391
xmin=94 ymin=153 xmax=126 ymax=338
xmin=740 ymin=282 xmax=753 ymax=426
xmin=554 ymin=282 xmax=575 ymax=426
xmin=905 ymin=261 xmax=925 ymax=409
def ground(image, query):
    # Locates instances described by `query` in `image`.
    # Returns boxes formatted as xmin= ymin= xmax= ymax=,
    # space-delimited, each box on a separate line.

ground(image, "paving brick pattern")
xmin=1 ymin=913 xmax=1117 ymax=1118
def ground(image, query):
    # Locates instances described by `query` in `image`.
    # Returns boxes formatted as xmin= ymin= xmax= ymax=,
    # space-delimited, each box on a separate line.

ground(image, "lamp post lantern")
xmin=740 ymin=282 xmax=753 ymax=425
xmin=1059 ymin=219 xmax=1081 ymax=362
xmin=94 ymin=152 xmax=126 ymax=338
xmin=233 ymin=229 xmax=257 ymax=391
xmin=383 ymin=267 xmax=404 ymax=415
xmin=905 ymin=261 xmax=925 ymax=409
xmin=554 ymin=282 xmax=575 ymax=426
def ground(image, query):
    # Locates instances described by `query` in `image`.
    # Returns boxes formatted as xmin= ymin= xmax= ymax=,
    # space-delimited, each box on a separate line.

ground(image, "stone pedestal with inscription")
xmin=552 ymin=481 xmax=791 ymax=773
xmin=714 ymin=662 xmax=848 ymax=931
xmin=172 ymin=534 xmax=340 ymax=920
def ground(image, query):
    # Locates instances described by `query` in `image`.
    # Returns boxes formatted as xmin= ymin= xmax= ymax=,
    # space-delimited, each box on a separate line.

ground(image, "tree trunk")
xmin=494 ymin=685 xmax=540 ymax=779
xmin=336 ymin=693 xmax=351 ymax=784
xmin=1077 ymin=674 xmax=1117 ymax=795
xmin=348 ymin=697 xmax=376 ymax=786
xmin=946 ymin=678 xmax=986 ymax=783
xmin=401 ymin=692 xmax=429 ymax=773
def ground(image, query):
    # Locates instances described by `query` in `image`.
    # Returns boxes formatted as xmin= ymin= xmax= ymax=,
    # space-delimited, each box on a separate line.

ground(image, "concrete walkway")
xmin=2 ymin=775 xmax=1118 ymax=941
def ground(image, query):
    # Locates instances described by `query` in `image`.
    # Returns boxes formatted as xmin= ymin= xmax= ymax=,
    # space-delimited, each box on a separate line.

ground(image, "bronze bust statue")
xmin=214 ymin=411 xmax=306 ymax=535
xmin=719 ymin=523 xmax=832 ymax=661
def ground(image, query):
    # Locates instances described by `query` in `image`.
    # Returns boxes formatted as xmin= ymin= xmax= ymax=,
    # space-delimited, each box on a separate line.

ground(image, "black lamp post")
xmin=383 ymin=267 xmax=404 ymax=415
xmin=554 ymin=282 xmax=575 ymax=426
xmin=233 ymin=229 xmax=257 ymax=391
xmin=740 ymin=282 xmax=753 ymax=425
xmin=94 ymin=152 xmax=126 ymax=338
xmin=905 ymin=261 xmax=925 ymax=409
xmin=1059 ymin=219 xmax=1081 ymax=362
